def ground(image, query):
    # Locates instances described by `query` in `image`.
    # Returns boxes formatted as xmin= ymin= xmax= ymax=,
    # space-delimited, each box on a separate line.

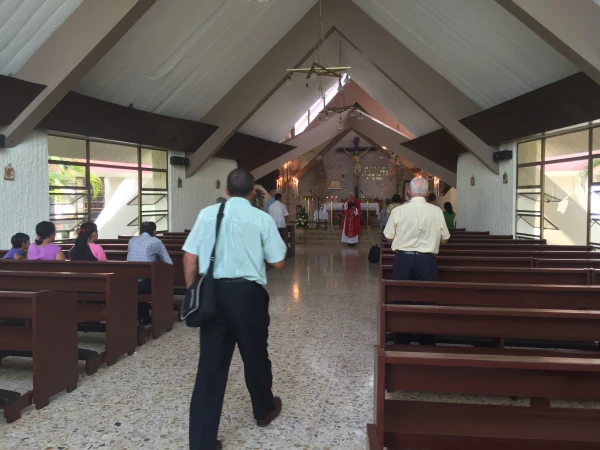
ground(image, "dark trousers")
xmin=189 ymin=280 xmax=274 ymax=450
xmin=278 ymin=228 xmax=290 ymax=258
xmin=392 ymin=252 xmax=438 ymax=346
xmin=137 ymin=279 xmax=152 ymax=320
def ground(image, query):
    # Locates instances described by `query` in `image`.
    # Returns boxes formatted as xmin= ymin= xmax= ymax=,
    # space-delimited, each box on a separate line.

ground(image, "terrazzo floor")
xmin=0 ymin=245 xmax=380 ymax=449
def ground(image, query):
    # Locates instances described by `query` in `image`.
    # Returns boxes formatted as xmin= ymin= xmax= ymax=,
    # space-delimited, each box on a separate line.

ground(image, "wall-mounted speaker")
xmin=170 ymin=156 xmax=189 ymax=167
xmin=493 ymin=150 xmax=513 ymax=162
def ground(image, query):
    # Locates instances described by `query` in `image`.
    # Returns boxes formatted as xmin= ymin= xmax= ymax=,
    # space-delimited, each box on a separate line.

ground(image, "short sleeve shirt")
xmin=384 ymin=197 xmax=451 ymax=254
xmin=183 ymin=197 xmax=287 ymax=286
xmin=268 ymin=201 xmax=289 ymax=228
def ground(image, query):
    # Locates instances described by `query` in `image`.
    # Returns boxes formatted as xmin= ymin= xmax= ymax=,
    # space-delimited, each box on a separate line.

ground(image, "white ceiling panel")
xmin=342 ymin=39 xmax=440 ymax=137
xmin=75 ymin=0 xmax=318 ymax=122
xmin=0 ymin=0 xmax=84 ymax=76
xmin=351 ymin=0 xmax=578 ymax=109
xmin=240 ymin=35 xmax=342 ymax=141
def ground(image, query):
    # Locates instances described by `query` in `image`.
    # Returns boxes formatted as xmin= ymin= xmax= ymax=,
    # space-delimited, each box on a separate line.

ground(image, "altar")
xmin=323 ymin=202 xmax=379 ymax=215
xmin=314 ymin=202 xmax=379 ymax=227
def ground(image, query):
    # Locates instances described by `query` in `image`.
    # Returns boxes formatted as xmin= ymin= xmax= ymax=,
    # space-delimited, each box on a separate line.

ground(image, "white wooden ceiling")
xmin=340 ymin=39 xmax=440 ymax=138
xmin=75 ymin=0 xmax=318 ymax=122
xmin=239 ymin=35 xmax=340 ymax=142
xmin=0 ymin=0 xmax=585 ymax=146
xmin=0 ymin=0 xmax=84 ymax=76
xmin=351 ymin=0 xmax=578 ymax=109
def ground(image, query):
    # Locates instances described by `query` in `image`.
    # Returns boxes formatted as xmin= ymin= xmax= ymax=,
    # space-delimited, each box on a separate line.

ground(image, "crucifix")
xmin=337 ymin=136 xmax=375 ymax=197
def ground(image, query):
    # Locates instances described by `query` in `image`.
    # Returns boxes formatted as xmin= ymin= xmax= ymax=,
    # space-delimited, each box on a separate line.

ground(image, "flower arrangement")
xmin=295 ymin=206 xmax=309 ymax=229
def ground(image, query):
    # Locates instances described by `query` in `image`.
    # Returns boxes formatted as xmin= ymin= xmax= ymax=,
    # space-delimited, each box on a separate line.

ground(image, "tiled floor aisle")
xmin=0 ymin=245 xmax=379 ymax=449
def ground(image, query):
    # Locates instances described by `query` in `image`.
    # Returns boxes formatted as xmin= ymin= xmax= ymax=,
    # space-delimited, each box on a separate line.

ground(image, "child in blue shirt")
xmin=3 ymin=233 xmax=30 ymax=260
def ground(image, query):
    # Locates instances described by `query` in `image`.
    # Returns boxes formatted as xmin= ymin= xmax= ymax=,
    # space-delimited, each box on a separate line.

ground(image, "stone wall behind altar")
xmin=298 ymin=148 xmax=393 ymax=215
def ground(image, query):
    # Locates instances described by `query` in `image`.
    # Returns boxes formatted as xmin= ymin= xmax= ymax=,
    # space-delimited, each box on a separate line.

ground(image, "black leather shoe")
xmin=257 ymin=396 xmax=282 ymax=427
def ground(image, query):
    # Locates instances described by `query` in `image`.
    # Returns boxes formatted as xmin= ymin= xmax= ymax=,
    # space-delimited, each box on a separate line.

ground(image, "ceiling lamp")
xmin=286 ymin=0 xmax=350 ymax=84
xmin=321 ymin=42 xmax=362 ymax=118
xmin=337 ymin=115 xmax=343 ymax=129
xmin=358 ymin=112 xmax=365 ymax=120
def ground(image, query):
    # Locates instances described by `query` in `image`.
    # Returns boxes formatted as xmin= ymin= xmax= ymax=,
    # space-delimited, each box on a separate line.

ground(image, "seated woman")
xmin=70 ymin=222 xmax=107 ymax=261
xmin=443 ymin=202 xmax=457 ymax=231
xmin=3 ymin=233 xmax=30 ymax=260
xmin=28 ymin=221 xmax=66 ymax=261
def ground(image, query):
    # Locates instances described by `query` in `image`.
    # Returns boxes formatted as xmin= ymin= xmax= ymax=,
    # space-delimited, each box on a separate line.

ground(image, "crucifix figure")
xmin=342 ymin=136 xmax=370 ymax=191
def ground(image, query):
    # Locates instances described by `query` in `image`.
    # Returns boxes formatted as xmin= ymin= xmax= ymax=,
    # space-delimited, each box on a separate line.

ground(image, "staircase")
xmin=295 ymin=227 xmax=381 ymax=246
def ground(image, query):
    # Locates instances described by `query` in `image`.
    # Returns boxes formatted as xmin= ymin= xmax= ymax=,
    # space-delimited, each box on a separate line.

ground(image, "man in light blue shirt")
xmin=183 ymin=168 xmax=287 ymax=450
xmin=263 ymin=189 xmax=278 ymax=212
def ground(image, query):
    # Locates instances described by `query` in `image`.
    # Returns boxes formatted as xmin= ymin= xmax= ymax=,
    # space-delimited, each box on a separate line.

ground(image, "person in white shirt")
xmin=384 ymin=177 xmax=450 ymax=346
xmin=268 ymin=193 xmax=289 ymax=229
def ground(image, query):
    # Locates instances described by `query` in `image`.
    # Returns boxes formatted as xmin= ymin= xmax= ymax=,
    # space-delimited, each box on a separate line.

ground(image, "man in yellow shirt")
xmin=383 ymin=177 xmax=450 ymax=345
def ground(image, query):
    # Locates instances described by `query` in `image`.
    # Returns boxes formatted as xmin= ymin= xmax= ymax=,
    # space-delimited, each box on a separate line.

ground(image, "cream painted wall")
xmin=0 ymin=131 xmax=49 ymax=247
xmin=438 ymin=187 xmax=457 ymax=212
xmin=169 ymin=153 xmax=237 ymax=231
xmin=456 ymin=144 xmax=516 ymax=235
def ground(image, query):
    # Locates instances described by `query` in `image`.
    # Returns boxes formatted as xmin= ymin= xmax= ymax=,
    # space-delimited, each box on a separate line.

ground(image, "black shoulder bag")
xmin=367 ymin=244 xmax=380 ymax=264
xmin=182 ymin=202 xmax=225 ymax=328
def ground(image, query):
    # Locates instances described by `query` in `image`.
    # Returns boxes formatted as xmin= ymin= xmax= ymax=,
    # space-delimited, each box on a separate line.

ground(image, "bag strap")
xmin=207 ymin=202 xmax=226 ymax=270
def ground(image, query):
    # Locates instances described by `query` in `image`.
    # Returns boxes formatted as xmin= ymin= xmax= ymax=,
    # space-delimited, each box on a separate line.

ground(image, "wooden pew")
xmin=449 ymin=231 xmax=490 ymax=235
xmin=381 ymin=253 xmax=535 ymax=267
xmin=373 ymin=280 xmax=600 ymax=448
xmin=447 ymin=238 xmax=547 ymax=244
xmin=438 ymin=249 xmax=600 ymax=259
xmin=381 ymin=280 xmax=600 ymax=310
xmin=0 ymin=271 xmax=136 ymax=366
xmin=536 ymin=258 xmax=600 ymax=269
xmin=371 ymin=346 xmax=600 ymax=449
xmin=0 ymin=291 xmax=78 ymax=422
xmin=382 ymin=244 xmax=592 ymax=252
xmin=383 ymin=239 xmax=548 ymax=246
xmin=0 ymin=260 xmax=174 ymax=341
xmin=379 ymin=265 xmax=593 ymax=285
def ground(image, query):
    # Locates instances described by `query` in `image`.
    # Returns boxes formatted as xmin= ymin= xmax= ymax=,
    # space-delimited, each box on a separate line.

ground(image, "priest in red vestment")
xmin=341 ymin=192 xmax=361 ymax=246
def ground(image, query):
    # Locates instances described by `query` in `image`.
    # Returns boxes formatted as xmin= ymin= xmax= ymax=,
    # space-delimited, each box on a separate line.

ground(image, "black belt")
xmin=395 ymin=250 xmax=434 ymax=256
xmin=217 ymin=278 xmax=253 ymax=283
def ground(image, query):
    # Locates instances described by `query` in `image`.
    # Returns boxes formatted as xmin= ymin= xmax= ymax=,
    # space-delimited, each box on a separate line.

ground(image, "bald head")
xmin=226 ymin=168 xmax=255 ymax=198
xmin=409 ymin=177 xmax=429 ymax=198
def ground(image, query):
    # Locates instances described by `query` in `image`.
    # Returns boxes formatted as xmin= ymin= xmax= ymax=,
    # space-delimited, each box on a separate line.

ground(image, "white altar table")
xmin=323 ymin=202 xmax=379 ymax=215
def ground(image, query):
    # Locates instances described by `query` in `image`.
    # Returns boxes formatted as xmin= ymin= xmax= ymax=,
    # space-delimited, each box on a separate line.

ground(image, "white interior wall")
xmin=0 ymin=131 xmax=49 ymax=247
xmin=456 ymin=144 xmax=516 ymax=235
xmin=168 ymin=153 xmax=237 ymax=231
xmin=438 ymin=187 xmax=457 ymax=212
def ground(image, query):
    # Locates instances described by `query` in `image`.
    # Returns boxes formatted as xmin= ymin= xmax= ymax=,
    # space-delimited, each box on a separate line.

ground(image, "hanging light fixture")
xmin=337 ymin=115 xmax=343 ymax=129
xmin=317 ymin=82 xmax=325 ymax=99
xmin=321 ymin=42 xmax=361 ymax=118
xmin=285 ymin=74 xmax=293 ymax=85
xmin=358 ymin=112 xmax=365 ymax=120
xmin=318 ymin=115 xmax=323 ymax=123
xmin=286 ymin=0 xmax=350 ymax=82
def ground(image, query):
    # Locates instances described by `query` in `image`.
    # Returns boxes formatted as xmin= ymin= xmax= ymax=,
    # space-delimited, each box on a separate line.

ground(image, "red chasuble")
xmin=342 ymin=200 xmax=361 ymax=240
